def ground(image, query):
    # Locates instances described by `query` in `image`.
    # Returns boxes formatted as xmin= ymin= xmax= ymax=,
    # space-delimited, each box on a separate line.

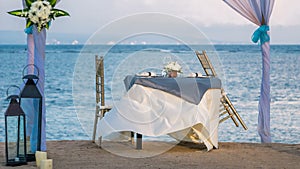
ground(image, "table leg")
xmin=136 ymin=133 xmax=142 ymax=150
xmin=131 ymin=132 xmax=134 ymax=144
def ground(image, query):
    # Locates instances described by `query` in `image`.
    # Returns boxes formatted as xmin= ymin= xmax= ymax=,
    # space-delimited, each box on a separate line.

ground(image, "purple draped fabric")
xmin=32 ymin=26 xmax=47 ymax=151
xmin=22 ymin=0 xmax=51 ymax=151
xmin=223 ymin=0 xmax=275 ymax=143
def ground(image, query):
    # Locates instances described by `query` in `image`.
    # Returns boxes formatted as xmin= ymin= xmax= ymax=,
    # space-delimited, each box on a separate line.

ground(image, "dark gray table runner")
xmin=124 ymin=75 xmax=222 ymax=104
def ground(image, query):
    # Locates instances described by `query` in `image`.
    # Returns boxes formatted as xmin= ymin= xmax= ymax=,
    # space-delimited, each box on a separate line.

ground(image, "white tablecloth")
xmin=97 ymin=83 xmax=221 ymax=151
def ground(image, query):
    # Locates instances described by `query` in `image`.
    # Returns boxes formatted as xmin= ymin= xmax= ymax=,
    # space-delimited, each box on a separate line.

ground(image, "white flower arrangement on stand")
xmin=8 ymin=0 xmax=69 ymax=32
xmin=163 ymin=61 xmax=182 ymax=77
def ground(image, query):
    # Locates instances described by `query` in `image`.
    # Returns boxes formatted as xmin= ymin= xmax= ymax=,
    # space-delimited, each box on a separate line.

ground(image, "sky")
xmin=0 ymin=0 xmax=300 ymax=44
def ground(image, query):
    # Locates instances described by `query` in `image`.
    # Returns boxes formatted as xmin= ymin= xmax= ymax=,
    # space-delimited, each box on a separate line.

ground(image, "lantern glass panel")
xmin=6 ymin=115 xmax=26 ymax=164
xmin=20 ymin=98 xmax=42 ymax=155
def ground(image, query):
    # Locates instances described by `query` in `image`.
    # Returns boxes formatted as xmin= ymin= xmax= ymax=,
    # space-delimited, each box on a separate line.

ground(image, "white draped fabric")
xmin=98 ymin=85 xmax=221 ymax=151
xmin=223 ymin=0 xmax=275 ymax=143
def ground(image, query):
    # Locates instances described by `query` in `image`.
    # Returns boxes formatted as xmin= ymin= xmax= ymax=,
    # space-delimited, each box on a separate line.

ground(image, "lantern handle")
xmin=22 ymin=64 xmax=39 ymax=84
xmin=22 ymin=64 xmax=39 ymax=78
xmin=6 ymin=85 xmax=21 ymax=100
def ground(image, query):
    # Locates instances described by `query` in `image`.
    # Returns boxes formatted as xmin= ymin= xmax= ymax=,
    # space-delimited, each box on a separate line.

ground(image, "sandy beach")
xmin=0 ymin=140 xmax=299 ymax=169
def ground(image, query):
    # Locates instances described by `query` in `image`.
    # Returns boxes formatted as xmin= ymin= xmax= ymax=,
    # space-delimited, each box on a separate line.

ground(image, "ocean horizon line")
xmin=0 ymin=43 xmax=299 ymax=46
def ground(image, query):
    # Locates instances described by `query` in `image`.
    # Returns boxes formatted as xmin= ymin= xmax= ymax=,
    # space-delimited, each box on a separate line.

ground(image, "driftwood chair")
xmin=195 ymin=50 xmax=248 ymax=130
xmin=92 ymin=56 xmax=142 ymax=149
xmin=92 ymin=55 xmax=112 ymax=145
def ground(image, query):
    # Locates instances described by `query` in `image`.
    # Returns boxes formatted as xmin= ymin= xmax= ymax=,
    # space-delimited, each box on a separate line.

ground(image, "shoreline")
xmin=0 ymin=140 xmax=299 ymax=169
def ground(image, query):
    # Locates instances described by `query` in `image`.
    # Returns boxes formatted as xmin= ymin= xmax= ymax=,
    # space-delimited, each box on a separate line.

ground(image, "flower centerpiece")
xmin=8 ymin=0 xmax=69 ymax=32
xmin=163 ymin=61 xmax=182 ymax=77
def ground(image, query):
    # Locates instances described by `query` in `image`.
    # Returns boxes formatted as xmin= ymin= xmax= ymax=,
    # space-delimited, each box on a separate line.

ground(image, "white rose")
xmin=42 ymin=1 xmax=51 ymax=6
xmin=44 ymin=9 xmax=51 ymax=17
xmin=31 ymin=2 xmax=40 ymax=9
xmin=36 ymin=11 xmax=42 ymax=18
xmin=41 ymin=12 xmax=48 ymax=19
xmin=33 ymin=17 xmax=39 ymax=23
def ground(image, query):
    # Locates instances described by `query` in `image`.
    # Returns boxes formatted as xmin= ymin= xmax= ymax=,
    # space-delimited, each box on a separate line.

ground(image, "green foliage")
xmin=26 ymin=19 xmax=33 ymax=28
xmin=48 ymin=0 xmax=57 ymax=7
xmin=7 ymin=9 xmax=29 ymax=17
xmin=51 ymin=9 xmax=70 ymax=18
xmin=25 ymin=0 xmax=34 ymax=7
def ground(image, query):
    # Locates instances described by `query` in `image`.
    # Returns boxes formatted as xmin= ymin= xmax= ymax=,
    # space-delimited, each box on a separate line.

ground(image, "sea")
xmin=0 ymin=44 xmax=299 ymax=144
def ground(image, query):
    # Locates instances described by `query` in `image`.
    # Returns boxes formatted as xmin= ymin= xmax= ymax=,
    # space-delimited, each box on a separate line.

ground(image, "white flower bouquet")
xmin=163 ymin=61 xmax=182 ymax=73
xmin=8 ymin=0 xmax=69 ymax=32
xmin=28 ymin=1 xmax=52 ymax=31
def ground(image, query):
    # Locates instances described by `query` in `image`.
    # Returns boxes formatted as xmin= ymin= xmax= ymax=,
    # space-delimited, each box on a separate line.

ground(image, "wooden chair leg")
xmin=92 ymin=105 xmax=100 ymax=143
xmin=223 ymin=94 xmax=248 ymax=130
xmin=131 ymin=132 xmax=135 ymax=144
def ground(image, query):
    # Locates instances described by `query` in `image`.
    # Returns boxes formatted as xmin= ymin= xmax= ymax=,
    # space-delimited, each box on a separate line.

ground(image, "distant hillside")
xmin=0 ymin=31 xmax=89 ymax=44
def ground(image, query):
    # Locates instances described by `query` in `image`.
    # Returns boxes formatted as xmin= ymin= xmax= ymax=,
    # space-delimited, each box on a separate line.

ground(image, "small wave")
xmin=142 ymin=48 xmax=191 ymax=53
xmin=157 ymin=49 xmax=171 ymax=53
xmin=143 ymin=48 xmax=171 ymax=53
xmin=46 ymin=50 xmax=81 ymax=54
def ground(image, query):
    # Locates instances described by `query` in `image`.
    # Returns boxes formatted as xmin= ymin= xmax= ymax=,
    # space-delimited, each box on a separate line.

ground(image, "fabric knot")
xmin=24 ymin=25 xmax=33 ymax=34
xmin=251 ymin=25 xmax=270 ymax=44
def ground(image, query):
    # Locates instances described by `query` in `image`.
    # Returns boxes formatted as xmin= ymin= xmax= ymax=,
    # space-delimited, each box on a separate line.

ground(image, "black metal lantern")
xmin=4 ymin=86 xmax=27 ymax=166
xmin=19 ymin=64 xmax=43 ymax=161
